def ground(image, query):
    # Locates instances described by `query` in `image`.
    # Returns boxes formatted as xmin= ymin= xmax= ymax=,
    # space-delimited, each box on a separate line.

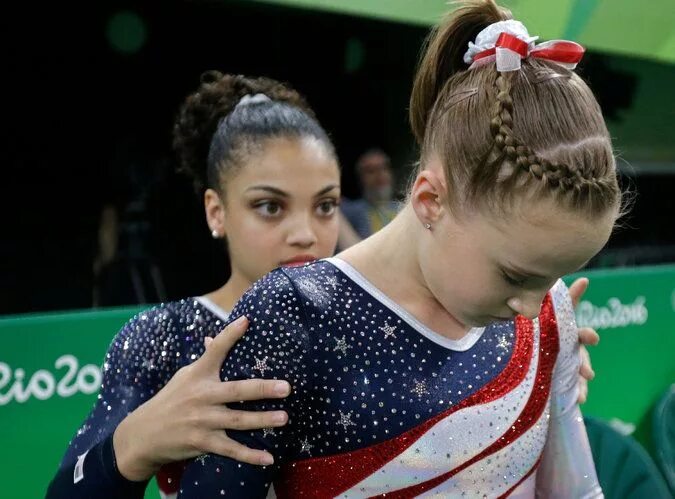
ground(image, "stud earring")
xmin=211 ymin=229 xmax=219 ymax=239
xmin=424 ymin=223 xmax=432 ymax=230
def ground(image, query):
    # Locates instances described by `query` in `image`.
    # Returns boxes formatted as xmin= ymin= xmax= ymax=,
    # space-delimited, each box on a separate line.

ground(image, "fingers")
xmin=205 ymin=406 xmax=288 ymax=432
xmin=577 ymin=377 xmax=588 ymax=404
xmin=214 ymin=378 xmax=291 ymax=403
xmin=579 ymin=345 xmax=595 ymax=381
xmin=206 ymin=434 xmax=275 ymax=466
xmin=578 ymin=327 xmax=600 ymax=346
xmin=198 ymin=316 xmax=249 ymax=373
xmin=568 ymin=277 xmax=589 ymax=308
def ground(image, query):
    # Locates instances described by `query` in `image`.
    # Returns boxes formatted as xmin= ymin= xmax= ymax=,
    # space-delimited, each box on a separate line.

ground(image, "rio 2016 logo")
xmin=0 ymin=355 xmax=101 ymax=406
xmin=575 ymin=296 xmax=648 ymax=330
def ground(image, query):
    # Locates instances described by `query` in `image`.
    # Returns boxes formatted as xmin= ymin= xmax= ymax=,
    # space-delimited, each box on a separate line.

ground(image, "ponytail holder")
xmin=464 ymin=20 xmax=584 ymax=72
xmin=235 ymin=93 xmax=271 ymax=108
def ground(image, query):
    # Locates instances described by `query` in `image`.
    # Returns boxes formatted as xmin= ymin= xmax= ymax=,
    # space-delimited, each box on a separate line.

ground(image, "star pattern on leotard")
xmin=379 ymin=322 xmax=398 ymax=339
xmin=300 ymin=436 xmax=314 ymax=454
xmin=411 ymin=379 xmax=430 ymax=397
xmin=338 ymin=410 xmax=357 ymax=431
xmin=324 ymin=275 xmax=340 ymax=290
xmin=496 ymin=334 xmax=511 ymax=352
xmin=253 ymin=356 xmax=271 ymax=375
xmin=333 ymin=335 xmax=351 ymax=356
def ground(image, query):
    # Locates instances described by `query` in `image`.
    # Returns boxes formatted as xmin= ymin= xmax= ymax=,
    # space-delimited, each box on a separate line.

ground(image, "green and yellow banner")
xmin=247 ymin=0 xmax=675 ymax=64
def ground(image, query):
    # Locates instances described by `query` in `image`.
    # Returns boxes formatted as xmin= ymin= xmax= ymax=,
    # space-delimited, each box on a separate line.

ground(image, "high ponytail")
xmin=409 ymin=0 xmax=511 ymax=145
xmin=408 ymin=0 xmax=622 ymax=221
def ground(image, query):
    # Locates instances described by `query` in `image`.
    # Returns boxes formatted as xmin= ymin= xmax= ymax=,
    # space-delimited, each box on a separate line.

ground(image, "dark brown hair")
xmin=410 ymin=0 xmax=622 ymax=219
xmin=173 ymin=71 xmax=335 ymax=194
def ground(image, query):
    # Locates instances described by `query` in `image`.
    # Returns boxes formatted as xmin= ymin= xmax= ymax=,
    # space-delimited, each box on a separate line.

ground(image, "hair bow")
xmin=464 ymin=20 xmax=584 ymax=72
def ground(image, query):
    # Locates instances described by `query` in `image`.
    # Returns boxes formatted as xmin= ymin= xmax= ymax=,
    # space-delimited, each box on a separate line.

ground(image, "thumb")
xmin=198 ymin=316 xmax=249 ymax=373
xmin=568 ymin=277 xmax=589 ymax=308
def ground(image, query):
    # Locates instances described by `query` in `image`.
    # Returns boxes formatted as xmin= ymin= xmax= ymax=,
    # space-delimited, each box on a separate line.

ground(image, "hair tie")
xmin=464 ymin=20 xmax=584 ymax=72
xmin=235 ymin=93 xmax=271 ymax=108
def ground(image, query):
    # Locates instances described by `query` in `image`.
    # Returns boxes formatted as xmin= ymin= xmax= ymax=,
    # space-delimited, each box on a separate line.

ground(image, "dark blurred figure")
xmin=93 ymin=154 xmax=167 ymax=307
xmin=339 ymin=149 xmax=401 ymax=246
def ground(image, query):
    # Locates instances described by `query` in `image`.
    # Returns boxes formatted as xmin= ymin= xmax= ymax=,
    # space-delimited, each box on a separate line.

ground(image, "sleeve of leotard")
xmin=535 ymin=279 xmax=603 ymax=498
xmin=46 ymin=305 xmax=183 ymax=498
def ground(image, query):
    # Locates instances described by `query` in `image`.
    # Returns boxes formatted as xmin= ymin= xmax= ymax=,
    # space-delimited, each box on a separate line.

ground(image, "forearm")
xmin=536 ymin=404 xmax=602 ymax=498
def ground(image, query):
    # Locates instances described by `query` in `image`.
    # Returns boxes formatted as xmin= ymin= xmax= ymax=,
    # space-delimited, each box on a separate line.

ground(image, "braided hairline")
xmin=489 ymin=71 xmax=608 ymax=194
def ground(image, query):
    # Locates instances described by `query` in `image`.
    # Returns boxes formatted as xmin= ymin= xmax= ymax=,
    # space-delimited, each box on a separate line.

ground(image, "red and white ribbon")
xmin=464 ymin=20 xmax=584 ymax=72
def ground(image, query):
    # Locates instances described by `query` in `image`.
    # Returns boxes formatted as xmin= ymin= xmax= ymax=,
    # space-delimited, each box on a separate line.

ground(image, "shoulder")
xmin=278 ymin=260 xmax=344 ymax=309
xmin=109 ymin=299 xmax=223 ymax=365
xmin=225 ymin=262 xmax=348 ymax=355
xmin=228 ymin=269 xmax=308 ymax=339
xmin=220 ymin=270 xmax=312 ymax=382
xmin=118 ymin=299 xmax=218 ymax=340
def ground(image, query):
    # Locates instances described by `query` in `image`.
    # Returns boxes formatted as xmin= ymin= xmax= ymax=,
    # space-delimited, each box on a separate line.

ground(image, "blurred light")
xmin=106 ymin=11 xmax=147 ymax=54
xmin=344 ymin=37 xmax=365 ymax=74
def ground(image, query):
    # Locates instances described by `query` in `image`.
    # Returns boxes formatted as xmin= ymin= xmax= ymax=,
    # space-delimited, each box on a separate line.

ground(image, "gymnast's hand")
xmin=112 ymin=316 xmax=290 ymax=481
xmin=568 ymin=278 xmax=598 ymax=404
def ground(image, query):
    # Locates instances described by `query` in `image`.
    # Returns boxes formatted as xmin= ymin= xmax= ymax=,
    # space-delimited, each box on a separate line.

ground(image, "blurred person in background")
xmin=339 ymin=148 xmax=401 ymax=246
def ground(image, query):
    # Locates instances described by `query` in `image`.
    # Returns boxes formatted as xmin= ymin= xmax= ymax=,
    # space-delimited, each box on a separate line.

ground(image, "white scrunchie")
xmin=235 ymin=93 xmax=271 ymax=108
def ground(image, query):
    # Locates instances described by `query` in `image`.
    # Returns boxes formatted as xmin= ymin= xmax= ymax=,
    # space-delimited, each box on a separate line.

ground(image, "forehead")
xmin=476 ymin=200 xmax=614 ymax=276
xmin=231 ymin=136 xmax=339 ymax=186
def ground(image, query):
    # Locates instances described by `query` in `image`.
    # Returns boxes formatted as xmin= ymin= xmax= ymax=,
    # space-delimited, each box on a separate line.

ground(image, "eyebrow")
xmin=245 ymin=184 xmax=339 ymax=198
xmin=315 ymin=184 xmax=340 ymax=197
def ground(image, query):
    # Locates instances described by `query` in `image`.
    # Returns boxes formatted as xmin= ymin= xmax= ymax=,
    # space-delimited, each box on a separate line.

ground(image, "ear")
xmin=410 ymin=161 xmax=447 ymax=226
xmin=204 ymin=188 xmax=226 ymax=237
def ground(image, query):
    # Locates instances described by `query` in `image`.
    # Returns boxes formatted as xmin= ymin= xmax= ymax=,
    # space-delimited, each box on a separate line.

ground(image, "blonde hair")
xmin=409 ymin=0 xmax=622 ymax=219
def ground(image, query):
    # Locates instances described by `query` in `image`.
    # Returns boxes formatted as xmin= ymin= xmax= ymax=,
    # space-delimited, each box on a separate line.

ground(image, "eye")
xmin=315 ymin=199 xmax=338 ymax=217
xmin=253 ymin=200 xmax=284 ymax=218
xmin=501 ymin=270 xmax=526 ymax=287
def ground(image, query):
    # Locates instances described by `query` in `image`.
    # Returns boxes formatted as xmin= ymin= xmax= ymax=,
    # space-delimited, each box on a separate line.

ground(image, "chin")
xmin=463 ymin=315 xmax=495 ymax=328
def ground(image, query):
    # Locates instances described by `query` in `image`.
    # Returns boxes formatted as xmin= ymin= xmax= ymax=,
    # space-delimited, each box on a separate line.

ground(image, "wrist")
xmin=113 ymin=414 xmax=160 ymax=481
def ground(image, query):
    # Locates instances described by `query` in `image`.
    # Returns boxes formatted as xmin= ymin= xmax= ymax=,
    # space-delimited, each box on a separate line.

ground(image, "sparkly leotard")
xmin=47 ymin=297 xmax=229 ymax=499
xmin=177 ymin=259 xmax=601 ymax=498
xmin=48 ymin=258 xmax=601 ymax=498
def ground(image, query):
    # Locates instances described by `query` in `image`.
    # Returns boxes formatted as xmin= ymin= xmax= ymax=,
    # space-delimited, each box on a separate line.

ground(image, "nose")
xmin=286 ymin=214 xmax=318 ymax=249
xmin=507 ymin=290 xmax=547 ymax=320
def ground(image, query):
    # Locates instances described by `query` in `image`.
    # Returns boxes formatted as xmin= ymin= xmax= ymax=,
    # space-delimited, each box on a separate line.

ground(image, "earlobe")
xmin=204 ymin=188 xmax=226 ymax=238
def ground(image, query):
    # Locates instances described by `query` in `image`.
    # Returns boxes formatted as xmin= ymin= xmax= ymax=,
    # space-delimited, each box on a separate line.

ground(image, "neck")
xmin=204 ymin=268 xmax=252 ymax=313
xmin=338 ymin=205 xmax=469 ymax=340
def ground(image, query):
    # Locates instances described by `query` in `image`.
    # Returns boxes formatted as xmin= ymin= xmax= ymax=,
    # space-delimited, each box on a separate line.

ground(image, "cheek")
xmin=228 ymin=216 xmax=281 ymax=258
xmin=315 ymin=218 xmax=340 ymax=256
xmin=432 ymin=244 xmax=504 ymax=309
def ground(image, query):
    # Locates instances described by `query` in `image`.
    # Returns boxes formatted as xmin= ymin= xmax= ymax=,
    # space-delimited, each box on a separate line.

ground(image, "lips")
xmin=281 ymin=255 xmax=317 ymax=267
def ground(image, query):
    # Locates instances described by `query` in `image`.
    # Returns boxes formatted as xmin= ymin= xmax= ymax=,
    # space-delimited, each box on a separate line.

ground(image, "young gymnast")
xmin=173 ymin=1 xmax=620 ymax=497
xmin=46 ymin=72 xmax=343 ymax=498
